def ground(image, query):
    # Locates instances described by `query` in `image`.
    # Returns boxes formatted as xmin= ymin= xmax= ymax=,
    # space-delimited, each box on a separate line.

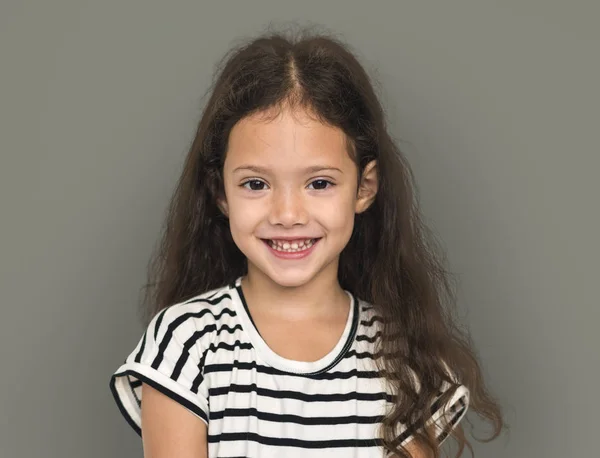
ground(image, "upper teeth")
xmin=268 ymin=239 xmax=315 ymax=251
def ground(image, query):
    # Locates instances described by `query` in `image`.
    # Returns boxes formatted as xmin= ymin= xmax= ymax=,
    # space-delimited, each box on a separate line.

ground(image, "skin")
xmin=141 ymin=105 xmax=431 ymax=457
xmin=218 ymin=105 xmax=377 ymax=322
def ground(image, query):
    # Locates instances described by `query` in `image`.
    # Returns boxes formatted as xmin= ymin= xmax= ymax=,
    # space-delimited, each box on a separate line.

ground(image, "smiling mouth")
xmin=261 ymin=238 xmax=322 ymax=253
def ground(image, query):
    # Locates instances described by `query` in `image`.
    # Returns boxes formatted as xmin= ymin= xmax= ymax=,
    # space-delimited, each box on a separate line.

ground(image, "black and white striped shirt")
xmin=110 ymin=276 xmax=469 ymax=457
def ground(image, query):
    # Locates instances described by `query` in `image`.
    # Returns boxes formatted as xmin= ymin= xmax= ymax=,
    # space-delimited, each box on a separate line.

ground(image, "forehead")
xmin=225 ymin=107 xmax=354 ymax=170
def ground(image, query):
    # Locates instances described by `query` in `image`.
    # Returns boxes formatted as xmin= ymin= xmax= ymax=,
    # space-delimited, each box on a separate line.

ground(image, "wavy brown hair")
xmin=140 ymin=26 xmax=506 ymax=458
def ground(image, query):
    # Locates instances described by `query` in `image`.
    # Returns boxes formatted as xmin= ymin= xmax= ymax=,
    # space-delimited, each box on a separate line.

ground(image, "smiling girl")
xmin=110 ymin=29 xmax=505 ymax=458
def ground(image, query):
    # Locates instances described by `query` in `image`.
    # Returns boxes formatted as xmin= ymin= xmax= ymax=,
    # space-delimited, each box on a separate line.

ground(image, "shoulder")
xmin=150 ymin=282 xmax=238 ymax=351
xmin=351 ymin=297 xmax=385 ymax=358
xmin=357 ymin=298 xmax=381 ymax=322
xmin=109 ymin=285 xmax=238 ymax=435
xmin=354 ymin=297 xmax=384 ymax=336
xmin=110 ymin=283 xmax=238 ymax=433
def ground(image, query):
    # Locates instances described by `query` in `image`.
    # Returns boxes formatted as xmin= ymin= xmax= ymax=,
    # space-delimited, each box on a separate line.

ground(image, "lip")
xmin=262 ymin=238 xmax=321 ymax=260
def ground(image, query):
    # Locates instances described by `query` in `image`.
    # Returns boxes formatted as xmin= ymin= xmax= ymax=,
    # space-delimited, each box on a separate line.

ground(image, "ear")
xmin=217 ymin=197 xmax=229 ymax=218
xmin=355 ymin=160 xmax=378 ymax=214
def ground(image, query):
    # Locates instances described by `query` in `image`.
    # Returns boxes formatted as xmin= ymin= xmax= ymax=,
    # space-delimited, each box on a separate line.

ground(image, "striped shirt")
xmin=110 ymin=276 xmax=469 ymax=457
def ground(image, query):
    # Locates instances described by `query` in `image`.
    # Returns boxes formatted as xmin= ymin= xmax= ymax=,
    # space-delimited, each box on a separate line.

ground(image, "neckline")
xmin=230 ymin=276 xmax=359 ymax=375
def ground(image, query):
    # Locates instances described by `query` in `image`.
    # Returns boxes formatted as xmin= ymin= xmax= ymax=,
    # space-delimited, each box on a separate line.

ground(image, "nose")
xmin=268 ymin=187 xmax=308 ymax=227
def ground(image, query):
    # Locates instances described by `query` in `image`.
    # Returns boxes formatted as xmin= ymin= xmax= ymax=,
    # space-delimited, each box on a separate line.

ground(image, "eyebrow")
xmin=232 ymin=165 xmax=343 ymax=174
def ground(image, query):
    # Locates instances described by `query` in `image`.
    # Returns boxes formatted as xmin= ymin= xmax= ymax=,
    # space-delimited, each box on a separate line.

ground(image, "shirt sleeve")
xmin=423 ymin=381 xmax=470 ymax=446
xmin=109 ymin=304 xmax=209 ymax=436
xmin=396 ymin=364 xmax=470 ymax=450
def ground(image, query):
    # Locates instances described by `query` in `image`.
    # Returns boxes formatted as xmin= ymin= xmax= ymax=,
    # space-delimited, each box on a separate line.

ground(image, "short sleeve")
xmin=397 ymin=365 xmax=470 ymax=450
xmin=422 ymin=381 xmax=470 ymax=446
xmin=109 ymin=305 xmax=209 ymax=436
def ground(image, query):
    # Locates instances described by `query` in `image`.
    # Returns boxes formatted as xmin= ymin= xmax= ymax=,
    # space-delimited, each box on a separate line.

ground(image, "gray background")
xmin=1 ymin=1 xmax=598 ymax=457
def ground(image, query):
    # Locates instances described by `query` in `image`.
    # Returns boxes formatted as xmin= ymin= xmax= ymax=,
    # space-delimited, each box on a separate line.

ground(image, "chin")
xmin=246 ymin=263 xmax=320 ymax=289
xmin=266 ymin=269 xmax=317 ymax=288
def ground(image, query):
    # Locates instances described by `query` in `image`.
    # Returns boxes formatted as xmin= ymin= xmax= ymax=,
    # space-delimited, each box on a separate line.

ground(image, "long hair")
xmin=140 ymin=26 xmax=506 ymax=457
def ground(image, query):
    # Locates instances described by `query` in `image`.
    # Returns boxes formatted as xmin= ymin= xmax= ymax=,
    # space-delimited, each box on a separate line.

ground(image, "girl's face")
xmin=219 ymin=106 xmax=377 ymax=289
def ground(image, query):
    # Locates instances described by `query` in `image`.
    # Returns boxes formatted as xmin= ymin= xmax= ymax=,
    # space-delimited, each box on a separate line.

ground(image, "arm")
xmin=141 ymin=383 xmax=208 ymax=458
xmin=401 ymin=438 xmax=433 ymax=458
xmin=390 ymin=425 xmax=436 ymax=458
xmin=394 ymin=380 xmax=470 ymax=458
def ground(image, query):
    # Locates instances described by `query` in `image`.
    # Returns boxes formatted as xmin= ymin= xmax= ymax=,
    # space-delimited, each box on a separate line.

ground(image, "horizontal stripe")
xmin=207 ymin=431 xmax=383 ymax=448
xmin=209 ymin=383 xmax=393 ymax=403
xmin=203 ymin=360 xmax=380 ymax=380
xmin=356 ymin=332 xmax=381 ymax=343
xmin=360 ymin=315 xmax=384 ymax=327
xmin=210 ymin=406 xmax=384 ymax=425
xmin=201 ymin=340 xmax=381 ymax=363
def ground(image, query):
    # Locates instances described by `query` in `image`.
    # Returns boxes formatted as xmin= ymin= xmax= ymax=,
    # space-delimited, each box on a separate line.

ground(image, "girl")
xmin=110 ymin=29 xmax=505 ymax=458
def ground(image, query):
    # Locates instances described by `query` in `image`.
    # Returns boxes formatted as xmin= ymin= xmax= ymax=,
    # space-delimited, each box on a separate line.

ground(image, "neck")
xmin=240 ymin=266 xmax=348 ymax=321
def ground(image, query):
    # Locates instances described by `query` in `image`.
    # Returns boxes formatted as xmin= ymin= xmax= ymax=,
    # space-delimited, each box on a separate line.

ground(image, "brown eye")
xmin=241 ymin=179 xmax=267 ymax=191
xmin=308 ymin=179 xmax=334 ymax=190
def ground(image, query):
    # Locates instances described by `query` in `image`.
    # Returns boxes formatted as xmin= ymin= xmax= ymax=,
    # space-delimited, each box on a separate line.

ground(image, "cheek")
xmin=316 ymin=195 xmax=356 ymax=234
xmin=226 ymin=198 xmax=263 ymax=236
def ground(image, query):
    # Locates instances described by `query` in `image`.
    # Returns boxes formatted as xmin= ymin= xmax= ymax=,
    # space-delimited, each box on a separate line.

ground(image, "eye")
xmin=308 ymin=179 xmax=335 ymax=190
xmin=241 ymin=179 xmax=268 ymax=191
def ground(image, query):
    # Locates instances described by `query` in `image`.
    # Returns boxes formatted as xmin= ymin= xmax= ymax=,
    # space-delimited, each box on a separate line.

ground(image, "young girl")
xmin=110 ymin=29 xmax=505 ymax=458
